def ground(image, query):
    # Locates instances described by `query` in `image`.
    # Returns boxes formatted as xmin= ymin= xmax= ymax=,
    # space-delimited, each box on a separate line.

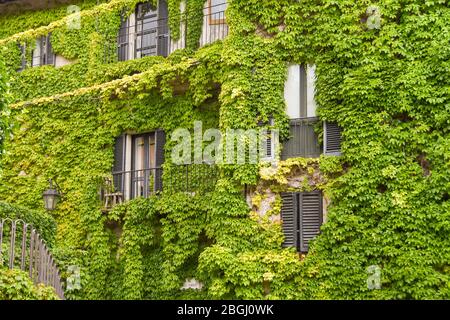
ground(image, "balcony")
xmin=281 ymin=118 xmax=322 ymax=160
xmin=101 ymin=164 xmax=218 ymax=211
xmin=103 ymin=1 xmax=229 ymax=63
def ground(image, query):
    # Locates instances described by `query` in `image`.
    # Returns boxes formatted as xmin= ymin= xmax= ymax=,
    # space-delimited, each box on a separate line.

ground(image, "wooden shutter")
xmin=154 ymin=129 xmax=166 ymax=192
xmin=157 ymin=0 xmax=169 ymax=57
xmin=113 ymin=135 xmax=126 ymax=192
xmin=266 ymin=130 xmax=273 ymax=158
xmin=258 ymin=117 xmax=274 ymax=159
xmin=324 ymin=121 xmax=342 ymax=155
xmin=299 ymin=192 xmax=323 ymax=252
xmin=280 ymin=193 xmax=299 ymax=249
xmin=281 ymin=191 xmax=323 ymax=252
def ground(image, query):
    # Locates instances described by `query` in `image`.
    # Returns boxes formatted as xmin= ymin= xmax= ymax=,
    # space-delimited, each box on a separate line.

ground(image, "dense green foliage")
xmin=0 ymin=268 xmax=59 ymax=300
xmin=0 ymin=53 xmax=8 ymax=156
xmin=0 ymin=0 xmax=449 ymax=300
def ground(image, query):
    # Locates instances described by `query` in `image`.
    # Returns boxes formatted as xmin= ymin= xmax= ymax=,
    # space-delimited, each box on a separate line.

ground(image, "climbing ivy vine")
xmin=0 ymin=0 xmax=449 ymax=300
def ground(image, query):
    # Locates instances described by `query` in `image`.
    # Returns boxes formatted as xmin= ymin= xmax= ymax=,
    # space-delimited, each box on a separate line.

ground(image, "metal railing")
xmin=199 ymin=2 xmax=229 ymax=47
xmin=101 ymin=164 xmax=218 ymax=210
xmin=281 ymin=117 xmax=322 ymax=160
xmin=103 ymin=2 xmax=228 ymax=63
xmin=164 ymin=163 xmax=219 ymax=194
xmin=18 ymin=45 xmax=55 ymax=71
xmin=109 ymin=168 xmax=164 ymax=201
xmin=0 ymin=219 xmax=65 ymax=299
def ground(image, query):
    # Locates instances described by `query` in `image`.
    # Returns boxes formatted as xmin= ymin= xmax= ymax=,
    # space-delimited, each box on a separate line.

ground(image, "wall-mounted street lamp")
xmin=43 ymin=179 xmax=62 ymax=211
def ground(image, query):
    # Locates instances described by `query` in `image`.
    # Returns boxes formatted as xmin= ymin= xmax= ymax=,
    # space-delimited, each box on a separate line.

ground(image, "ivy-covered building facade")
xmin=0 ymin=0 xmax=449 ymax=300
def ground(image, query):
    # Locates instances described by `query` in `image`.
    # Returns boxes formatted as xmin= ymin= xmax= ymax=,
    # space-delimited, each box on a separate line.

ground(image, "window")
xmin=208 ymin=0 xmax=228 ymax=25
xmin=282 ymin=64 xmax=322 ymax=159
xmin=284 ymin=64 xmax=316 ymax=119
xmin=113 ymin=130 xmax=166 ymax=200
xmin=280 ymin=191 xmax=323 ymax=253
xmin=117 ymin=0 xmax=169 ymax=61
xmin=31 ymin=34 xmax=55 ymax=67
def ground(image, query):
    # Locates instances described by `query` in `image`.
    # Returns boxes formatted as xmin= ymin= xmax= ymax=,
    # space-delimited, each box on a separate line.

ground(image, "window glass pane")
xmin=306 ymin=64 xmax=317 ymax=117
xmin=134 ymin=137 xmax=145 ymax=171
xmin=284 ymin=64 xmax=301 ymax=119
xmin=136 ymin=2 xmax=158 ymax=57
xmin=32 ymin=39 xmax=41 ymax=67
xmin=149 ymin=134 xmax=156 ymax=168
xmin=209 ymin=0 xmax=227 ymax=14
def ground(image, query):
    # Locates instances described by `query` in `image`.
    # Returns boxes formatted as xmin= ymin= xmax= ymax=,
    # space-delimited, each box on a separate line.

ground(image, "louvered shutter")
xmin=299 ymin=192 xmax=323 ymax=252
xmin=266 ymin=129 xmax=273 ymax=158
xmin=324 ymin=122 xmax=342 ymax=155
xmin=46 ymin=34 xmax=55 ymax=66
xmin=113 ymin=135 xmax=126 ymax=192
xmin=157 ymin=0 xmax=169 ymax=57
xmin=258 ymin=118 xmax=274 ymax=159
xmin=280 ymin=192 xmax=298 ymax=249
xmin=154 ymin=129 xmax=166 ymax=192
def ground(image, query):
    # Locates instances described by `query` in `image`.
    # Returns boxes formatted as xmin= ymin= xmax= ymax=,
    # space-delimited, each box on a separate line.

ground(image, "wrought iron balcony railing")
xmin=101 ymin=164 xmax=218 ymax=211
xmin=281 ymin=117 xmax=322 ymax=160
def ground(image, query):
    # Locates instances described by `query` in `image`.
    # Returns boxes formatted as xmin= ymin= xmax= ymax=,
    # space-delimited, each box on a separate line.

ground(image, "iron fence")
xmin=281 ymin=117 xmax=322 ymax=160
xmin=0 ymin=219 xmax=65 ymax=299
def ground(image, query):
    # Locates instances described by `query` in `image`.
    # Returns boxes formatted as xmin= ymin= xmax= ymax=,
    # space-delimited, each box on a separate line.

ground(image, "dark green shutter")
xmin=113 ymin=135 xmax=126 ymax=192
xmin=281 ymin=191 xmax=323 ymax=252
xmin=280 ymin=193 xmax=298 ymax=249
xmin=258 ymin=118 xmax=274 ymax=159
xmin=154 ymin=129 xmax=166 ymax=192
xmin=324 ymin=122 xmax=342 ymax=155
xmin=266 ymin=129 xmax=272 ymax=158
xmin=157 ymin=0 xmax=169 ymax=57
xmin=299 ymin=192 xmax=323 ymax=252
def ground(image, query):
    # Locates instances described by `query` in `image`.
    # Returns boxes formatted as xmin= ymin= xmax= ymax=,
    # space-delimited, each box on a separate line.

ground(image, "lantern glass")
xmin=43 ymin=184 xmax=60 ymax=211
